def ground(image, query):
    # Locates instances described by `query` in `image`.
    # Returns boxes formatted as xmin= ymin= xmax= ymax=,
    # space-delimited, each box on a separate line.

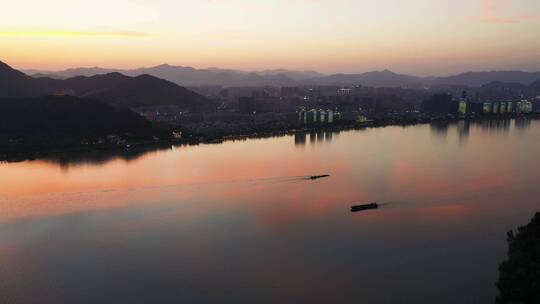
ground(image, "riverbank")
xmin=198 ymin=113 xmax=539 ymax=144
xmin=1 ymin=114 xmax=538 ymax=163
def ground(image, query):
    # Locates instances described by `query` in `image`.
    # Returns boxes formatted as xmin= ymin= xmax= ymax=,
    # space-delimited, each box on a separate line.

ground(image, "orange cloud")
xmin=0 ymin=29 xmax=149 ymax=37
xmin=470 ymin=0 xmax=540 ymax=23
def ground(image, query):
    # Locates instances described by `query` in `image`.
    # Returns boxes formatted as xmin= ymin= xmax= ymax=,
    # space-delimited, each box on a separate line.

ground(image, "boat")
xmin=351 ymin=203 xmax=378 ymax=212
xmin=309 ymin=174 xmax=330 ymax=180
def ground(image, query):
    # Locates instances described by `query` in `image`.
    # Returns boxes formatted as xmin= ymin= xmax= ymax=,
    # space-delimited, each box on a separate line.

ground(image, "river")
xmin=1 ymin=118 xmax=539 ymax=303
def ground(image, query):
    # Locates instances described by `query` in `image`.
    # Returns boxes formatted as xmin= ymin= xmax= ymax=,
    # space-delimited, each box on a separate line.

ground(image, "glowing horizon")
xmin=2 ymin=0 xmax=540 ymax=76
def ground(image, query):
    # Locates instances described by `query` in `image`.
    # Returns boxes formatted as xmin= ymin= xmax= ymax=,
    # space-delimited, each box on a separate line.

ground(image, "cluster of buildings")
xmin=425 ymin=93 xmax=537 ymax=117
xmin=481 ymin=100 xmax=532 ymax=114
xmin=460 ymin=99 xmax=534 ymax=116
xmin=296 ymin=108 xmax=341 ymax=124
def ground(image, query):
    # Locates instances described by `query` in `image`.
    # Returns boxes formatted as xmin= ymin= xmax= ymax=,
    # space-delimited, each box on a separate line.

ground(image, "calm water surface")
xmin=1 ymin=119 xmax=539 ymax=303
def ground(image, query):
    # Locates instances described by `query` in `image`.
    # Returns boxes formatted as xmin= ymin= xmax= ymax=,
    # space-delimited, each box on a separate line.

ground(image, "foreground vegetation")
xmin=497 ymin=212 xmax=540 ymax=303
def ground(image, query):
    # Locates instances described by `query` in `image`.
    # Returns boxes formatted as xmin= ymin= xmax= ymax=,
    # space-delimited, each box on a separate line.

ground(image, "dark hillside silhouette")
xmin=0 ymin=95 xmax=167 ymax=142
xmin=0 ymin=60 xmax=214 ymax=111
xmin=497 ymin=212 xmax=540 ymax=304
xmin=0 ymin=61 xmax=46 ymax=97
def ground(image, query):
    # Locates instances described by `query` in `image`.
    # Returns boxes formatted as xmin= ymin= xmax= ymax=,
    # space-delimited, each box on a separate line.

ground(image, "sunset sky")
xmin=1 ymin=0 xmax=539 ymax=75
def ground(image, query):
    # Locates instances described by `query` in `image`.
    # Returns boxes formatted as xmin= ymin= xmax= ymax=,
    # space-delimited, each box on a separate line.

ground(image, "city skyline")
xmin=2 ymin=0 xmax=539 ymax=76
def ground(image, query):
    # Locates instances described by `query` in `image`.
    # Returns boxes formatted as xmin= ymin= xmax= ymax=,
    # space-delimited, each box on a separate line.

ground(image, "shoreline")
xmin=199 ymin=113 xmax=539 ymax=143
xmin=1 ymin=114 xmax=538 ymax=163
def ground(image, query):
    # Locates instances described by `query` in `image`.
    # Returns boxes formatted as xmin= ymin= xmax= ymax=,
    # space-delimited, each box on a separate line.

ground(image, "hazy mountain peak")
xmin=103 ymin=72 xmax=128 ymax=78
xmin=66 ymin=72 xmax=128 ymax=82
xmin=0 ymin=59 xmax=47 ymax=97
xmin=0 ymin=61 xmax=24 ymax=75
xmin=148 ymin=63 xmax=182 ymax=70
xmin=0 ymin=60 xmax=11 ymax=69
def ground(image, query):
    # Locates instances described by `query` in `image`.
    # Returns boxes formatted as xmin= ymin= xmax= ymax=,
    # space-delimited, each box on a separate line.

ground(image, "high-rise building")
xmin=337 ymin=88 xmax=353 ymax=96
xmin=483 ymin=102 xmax=492 ymax=114
xmin=517 ymin=100 xmax=533 ymax=113
xmin=307 ymin=109 xmax=318 ymax=123
xmin=318 ymin=110 xmax=326 ymax=123
xmin=297 ymin=108 xmax=307 ymax=124
xmin=297 ymin=108 xmax=338 ymax=124
xmin=327 ymin=110 xmax=334 ymax=123
xmin=458 ymin=99 xmax=468 ymax=115
xmin=500 ymin=102 xmax=507 ymax=114
xmin=492 ymin=102 xmax=500 ymax=114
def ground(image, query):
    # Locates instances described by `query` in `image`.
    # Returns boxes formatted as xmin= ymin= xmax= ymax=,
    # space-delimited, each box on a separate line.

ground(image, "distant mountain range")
xmin=23 ymin=65 xmax=320 ymax=87
xmin=306 ymin=70 xmax=429 ymax=88
xmin=22 ymin=65 xmax=540 ymax=88
xmin=476 ymin=80 xmax=540 ymax=99
xmin=0 ymin=61 xmax=214 ymax=111
xmin=433 ymin=71 xmax=540 ymax=87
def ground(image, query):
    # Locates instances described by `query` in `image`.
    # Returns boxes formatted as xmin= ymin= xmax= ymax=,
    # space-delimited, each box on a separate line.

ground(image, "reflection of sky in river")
xmin=1 ymin=119 xmax=539 ymax=303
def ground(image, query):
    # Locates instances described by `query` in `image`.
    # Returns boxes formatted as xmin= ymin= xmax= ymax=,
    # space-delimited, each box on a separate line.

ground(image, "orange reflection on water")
xmin=2 ymin=120 xmax=540 ymax=304
xmin=1 ymin=121 xmax=540 ymax=227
